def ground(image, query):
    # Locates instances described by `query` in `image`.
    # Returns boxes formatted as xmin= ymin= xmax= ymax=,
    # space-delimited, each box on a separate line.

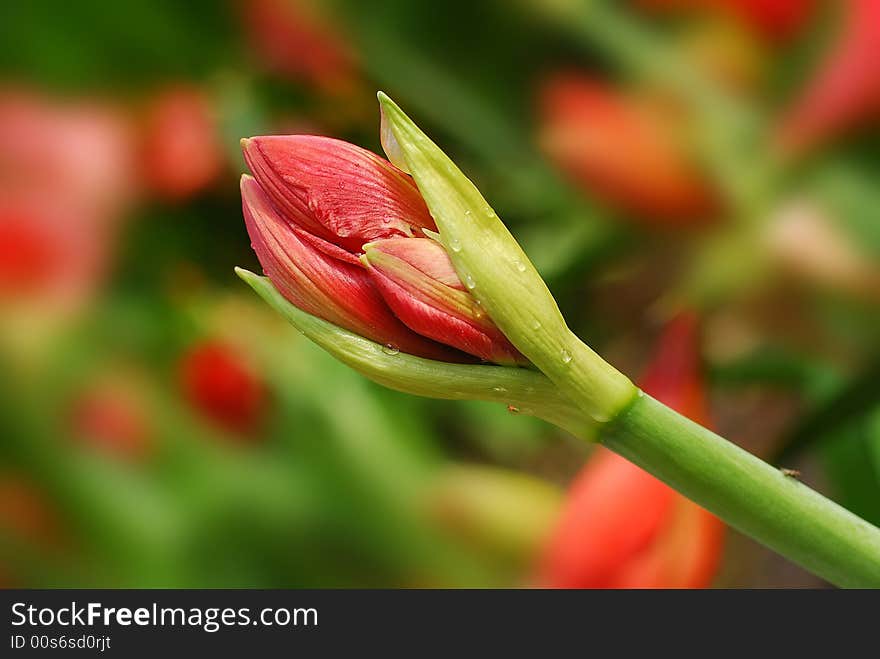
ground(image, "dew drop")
xmin=560 ymin=348 xmax=572 ymax=364
xmin=464 ymin=274 xmax=476 ymax=289
xmin=382 ymin=343 xmax=400 ymax=355
xmin=382 ymin=217 xmax=392 ymax=224
xmin=491 ymin=386 xmax=508 ymax=394
xmin=337 ymin=227 xmax=350 ymax=238
xmin=485 ymin=206 xmax=495 ymax=218
xmin=513 ymin=260 xmax=526 ymax=273
xmin=464 ymin=209 xmax=472 ymax=217
xmin=507 ymin=405 xmax=521 ymax=415
xmin=531 ymin=320 xmax=542 ymax=331
xmin=449 ymin=238 xmax=462 ymax=253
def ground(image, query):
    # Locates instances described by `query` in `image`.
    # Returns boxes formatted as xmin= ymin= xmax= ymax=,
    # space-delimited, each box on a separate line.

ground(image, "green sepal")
xmin=377 ymin=92 xmax=636 ymax=422
xmin=236 ymin=268 xmax=595 ymax=439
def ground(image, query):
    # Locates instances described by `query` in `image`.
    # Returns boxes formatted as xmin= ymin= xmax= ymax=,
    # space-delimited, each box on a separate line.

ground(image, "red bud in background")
xmin=178 ymin=339 xmax=268 ymax=437
xmin=637 ymin=0 xmax=813 ymax=42
xmin=69 ymin=382 xmax=152 ymax=462
xmin=141 ymin=86 xmax=224 ymax=201
xmin=0 ymin=90 xmax=136 ymax=220
xmin=0 ymin=91 xmax=136 ymax=318
xmin=538 ymin=312 xmax=724 ymax=588
xmin=777 ymin=0 xmax=880 ymax=154
xmin=537 ymin=75 xmax=717 ymax=225
xmin=0 ymin=196 xmax=106 ymax=313
xmin=362 ymin=237 xmax=526 ymax=365
xmin=241 ymin=0 xmax=359 ymax=94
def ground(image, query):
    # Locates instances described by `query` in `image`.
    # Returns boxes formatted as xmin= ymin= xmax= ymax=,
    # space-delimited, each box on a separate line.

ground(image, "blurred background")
xmin=1 ymin=0 xmax=878 ymax=588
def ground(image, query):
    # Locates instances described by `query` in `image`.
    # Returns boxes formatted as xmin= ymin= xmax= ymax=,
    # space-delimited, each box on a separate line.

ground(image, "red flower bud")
xmin=777 ymin=0 xmax=880 ymax=153
xmin=242 ymin=176 xmax=460 ymax=360
xmin=242 ymin=135 xmax=437 ymax=253
xmin=362 ymin=237 xmax=526 ymax=365
xmin=538 ymin=75 xmax=716 ymax=225
xmin=538 ymin=312 xmax=724 ymax=588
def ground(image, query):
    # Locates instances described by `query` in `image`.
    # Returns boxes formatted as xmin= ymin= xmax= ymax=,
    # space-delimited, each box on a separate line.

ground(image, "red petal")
xmin=242 ymin=135 xmax=437 ymax=252
xmin=241 ymin=176 xmax=460 ymax=361
xmin=364 ymin=238 xmax=525 ymax=365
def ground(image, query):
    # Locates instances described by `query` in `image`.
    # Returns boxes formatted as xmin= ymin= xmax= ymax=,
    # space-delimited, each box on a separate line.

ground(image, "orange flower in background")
xmin=537 ymin=74 xmax=717 ymax=225
xmin=777 ymin=0 xmax=880 ymax=154
xmin=240 ymin=0 xmax=359 ymax=94
xmin=538 ymin=313 xmax=724 ymax=588
xmin=140 ymin=86 xmax=225 ymax=202
xmin=178 ymin=340 xmax=268 ymax=437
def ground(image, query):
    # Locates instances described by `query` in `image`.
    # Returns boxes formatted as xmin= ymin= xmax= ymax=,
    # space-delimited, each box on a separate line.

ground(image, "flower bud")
xmin=362 ymin=237 xmax=526 ymax=365
xmin=241 ymin=175 xmax=458 ymax=361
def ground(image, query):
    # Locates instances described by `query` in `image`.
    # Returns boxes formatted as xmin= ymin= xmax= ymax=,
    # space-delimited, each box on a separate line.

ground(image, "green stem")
xmin=599 ymin=392 xmax=880 ymax=588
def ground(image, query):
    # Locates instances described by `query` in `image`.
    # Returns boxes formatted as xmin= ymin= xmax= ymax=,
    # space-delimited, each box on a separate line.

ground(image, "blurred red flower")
xmin=69 ymin=383 xmax=152 ymax=462
xmin=0 ymin=91 xmax=136 ymax=315
xmin=0 ymin=90 xmax=136 ymax=219
xmin=538 ymin=313 xmax=725 ymax=588
xmin=638 ymin=0 xmax=813 ymax=42
xmin=178 ymin=340 xmax=267 ymax=436
xmin=0 ymin=197 xmax=104 ymax=311
xmin=240 ymin=0 xmax=359 ymax=93
xmin=777 ymin=0 xmax=880 ymax=153
xmin=140 ymin=86 xmax=224 ymax=202
xmin=537 ymin=74 xmax=717 ymax=225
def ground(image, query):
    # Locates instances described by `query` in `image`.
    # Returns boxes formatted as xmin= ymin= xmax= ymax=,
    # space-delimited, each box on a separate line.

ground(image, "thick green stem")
xmin=599 ymin=392 xmax=880 ymax=588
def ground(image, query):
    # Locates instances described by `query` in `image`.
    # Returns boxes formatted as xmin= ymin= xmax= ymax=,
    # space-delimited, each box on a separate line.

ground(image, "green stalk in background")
xmin=376 ymin=93 xmax=880 ymax=587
